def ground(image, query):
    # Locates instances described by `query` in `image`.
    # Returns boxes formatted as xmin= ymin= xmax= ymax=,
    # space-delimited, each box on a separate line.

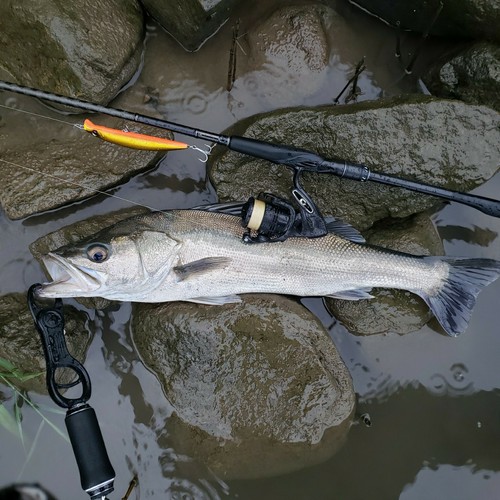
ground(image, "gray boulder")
xmin=327 ymin=212 xmax=443 ymax=335
xmin=209 ymin=96 xmax=500 ymax=230
xmin=347 ymin=0 xmax=500 ymax=43
xmin=424 ymin=42 xmax=500 ymax=112
xmin=140 ymin=0 xmax=239 ymax=51
xmin=132 ymin=295 xmax=355 ymax=479
xmin=0 ymin=293 xmax=92 ymax=394
xmin=0 ymin=0 xmax=145 ymax=104
xmin=244 ymin=4 xmax=334 ymax=106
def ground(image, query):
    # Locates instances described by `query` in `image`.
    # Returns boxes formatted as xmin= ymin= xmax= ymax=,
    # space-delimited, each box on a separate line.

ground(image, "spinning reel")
xmin=240 ymin=168 xmax=328 ymax=243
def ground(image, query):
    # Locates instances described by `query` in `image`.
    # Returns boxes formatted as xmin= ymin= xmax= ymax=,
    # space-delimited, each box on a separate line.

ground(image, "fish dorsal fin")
xmin=174 ymin=256 xmax=232 ymax=281
xmin=192 ymin=202 xmax=246 ymax=216
xmin=324 ymin=216 xmax=366 ymax=243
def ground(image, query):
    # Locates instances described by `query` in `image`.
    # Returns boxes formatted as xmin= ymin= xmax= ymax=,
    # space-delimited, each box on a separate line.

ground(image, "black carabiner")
xmin=27 ymin=284 xmax=91 ymax=409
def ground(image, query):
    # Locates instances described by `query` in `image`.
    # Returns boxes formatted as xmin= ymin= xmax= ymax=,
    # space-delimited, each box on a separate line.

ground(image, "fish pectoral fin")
xmin=187 ymin=295 xmax=242 ymax=305
xmin=173 ymin=256 xmax=232 ymax=281
xmin=327 ymin=288 xmax=374 ymax=300
xmin=324 ymin=216 xmax=366 ymax=243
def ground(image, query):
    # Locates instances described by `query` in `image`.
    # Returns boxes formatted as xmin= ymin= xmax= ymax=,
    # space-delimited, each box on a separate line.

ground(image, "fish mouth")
xmin=38 ymin=252 xmax=105 ymax=298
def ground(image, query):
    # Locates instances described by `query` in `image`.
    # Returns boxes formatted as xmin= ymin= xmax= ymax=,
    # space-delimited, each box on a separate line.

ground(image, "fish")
xmin=37 ymin=208 xmax=500 ymax=337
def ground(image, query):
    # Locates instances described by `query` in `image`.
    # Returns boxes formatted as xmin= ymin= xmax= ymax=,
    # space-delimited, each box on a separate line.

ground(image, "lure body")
xmin=83 ymin=119 xmax=189 ymax=151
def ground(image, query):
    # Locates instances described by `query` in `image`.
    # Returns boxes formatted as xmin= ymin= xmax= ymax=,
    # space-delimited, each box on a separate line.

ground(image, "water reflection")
xmin=438 ymin=224 xmax=498 ymax=246
xmin=402 ymin=464 xmax=500 ymax=500
xmin=142 ymin=172 xmax=206 ymax=193
xmin=155 ymin=429 xmax=231 ymax=499
xmin=94 ymin=303 xmax=232 ymax=498
xmin=229 ymin=387 xmax=500 ymax=499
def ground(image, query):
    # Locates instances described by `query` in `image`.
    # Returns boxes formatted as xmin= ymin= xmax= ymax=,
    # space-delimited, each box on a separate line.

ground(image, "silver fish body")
xmin=38 ymin=209 xmax=500 ymax=337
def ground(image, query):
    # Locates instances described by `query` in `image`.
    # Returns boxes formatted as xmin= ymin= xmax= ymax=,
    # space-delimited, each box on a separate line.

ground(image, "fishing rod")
xmin=1 ymin=79 xmax=500 ymax=219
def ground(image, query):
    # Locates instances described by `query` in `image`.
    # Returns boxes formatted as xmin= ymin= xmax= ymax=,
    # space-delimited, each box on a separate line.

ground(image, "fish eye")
xmin=86 ymin=244 xmax=110 ymax=263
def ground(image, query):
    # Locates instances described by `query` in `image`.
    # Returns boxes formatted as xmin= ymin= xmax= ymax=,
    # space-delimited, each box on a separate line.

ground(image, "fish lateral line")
xmin=83 ymin=119 xmax=190 ymax=151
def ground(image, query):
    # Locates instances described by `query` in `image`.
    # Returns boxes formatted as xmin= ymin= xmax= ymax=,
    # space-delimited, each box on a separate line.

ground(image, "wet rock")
xmin=423 ymin=42 xmax=500 ymax=112
xmin=244 ymin=4 xmax=334 ymax=106
xmin=132 ymin=295 xmax=355 ymax=479
xmin=347 ymin=0 xmax=500 ymax=43
xmin=0 ymin=111 xmax=164 ymax=219
xmin=30 ymin=207 xmax=148 ymax=310
xmin=209 ymin=96 xmax=500 ymax=230
xmin=0 ymin=292 xmax=92 ymax=394
xmin=0 ymin=0 xmax=145 ymax=104
xmin=327 ymin=212 xmax=443 ymax=335
xmin=140 ymin=0 xmax=239 ymax=51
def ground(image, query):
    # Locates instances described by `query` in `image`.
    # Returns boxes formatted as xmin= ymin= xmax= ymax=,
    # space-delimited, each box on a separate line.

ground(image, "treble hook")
xmin=189 ymin=143 xmax=215 ymax=163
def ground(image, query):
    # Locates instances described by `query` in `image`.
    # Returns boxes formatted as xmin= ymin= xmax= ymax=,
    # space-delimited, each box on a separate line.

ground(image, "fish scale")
xmin=167 ymin=225 xmax=443 ymax=300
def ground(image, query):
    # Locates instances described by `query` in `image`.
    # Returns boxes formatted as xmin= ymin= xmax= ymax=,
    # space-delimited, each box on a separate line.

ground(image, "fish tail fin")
xmin=417 ymin=257 xmax=500 ymax=337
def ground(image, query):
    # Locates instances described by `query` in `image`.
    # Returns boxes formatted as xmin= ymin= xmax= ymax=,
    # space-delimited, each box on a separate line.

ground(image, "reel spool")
xmin=240 ymin=192 xmax=327 ymax=243
xmin=241 ymin=195 xmax=296 ymax=242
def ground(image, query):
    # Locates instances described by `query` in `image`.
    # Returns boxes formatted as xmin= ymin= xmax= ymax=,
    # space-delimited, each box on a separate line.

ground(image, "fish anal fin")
xmin=174 ymin=256 xmax=231 ymax=281
xmin=187 ymin=295 xmax=242 ymax=305
xmin=327 ymin=288 xmax=374 ymax=300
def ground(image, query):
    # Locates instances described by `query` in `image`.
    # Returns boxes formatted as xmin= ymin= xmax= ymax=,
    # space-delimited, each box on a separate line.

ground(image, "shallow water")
xmin=1 ymin=1 xmax=500 ymax=498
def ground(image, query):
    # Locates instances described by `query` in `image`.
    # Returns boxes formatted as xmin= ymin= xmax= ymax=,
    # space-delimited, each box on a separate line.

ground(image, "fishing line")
xmin=0 ymin=157 xmax=246 ymax=234
xmin=0 ymin=102 xmax=82 ymax=129
xmin=0 ymin=157 xmax=164 ymax=213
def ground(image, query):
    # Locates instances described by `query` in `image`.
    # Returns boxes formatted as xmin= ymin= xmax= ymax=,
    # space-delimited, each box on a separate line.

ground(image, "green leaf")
xmin=35 ymin=403 xmax=66 ymax=416
xmin=0 ymin=357 xmax=43 ymax=383
xmin=0 ymin=357 xmax=17 ymax=373
xmin=13 ymin=371 xmax=44 ymax=383
xmin=40 ymin=414 xmax=68 ymax=442
xmin=0 ymin=403 xmax=20 ymax=438
xmin=18 ymin=420 xmax=45 ymax=482
xmin=14 ymin=394 xmax=25 ymax=450
xmin=1 ymin=374 xmax=69 ymax=443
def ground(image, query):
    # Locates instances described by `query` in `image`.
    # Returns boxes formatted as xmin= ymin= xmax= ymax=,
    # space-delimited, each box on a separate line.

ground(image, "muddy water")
xmin=1 ymin=1 xmax=500 ymax=499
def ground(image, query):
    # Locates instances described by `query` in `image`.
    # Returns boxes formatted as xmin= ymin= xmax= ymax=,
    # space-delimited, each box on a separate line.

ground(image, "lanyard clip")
xmin=27 ymin=284 xmax=91 ymax=409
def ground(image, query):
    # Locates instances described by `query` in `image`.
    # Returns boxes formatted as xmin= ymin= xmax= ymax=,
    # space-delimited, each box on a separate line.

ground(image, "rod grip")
xmin=230 ymin=135 xmax=324 ymax=166
xmin=65 ymin=405 xmax=115 ymax=499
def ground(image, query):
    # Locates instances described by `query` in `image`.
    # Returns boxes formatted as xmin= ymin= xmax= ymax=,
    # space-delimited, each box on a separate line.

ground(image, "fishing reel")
xmin=240 ymin=168 xmax=328 ymax=243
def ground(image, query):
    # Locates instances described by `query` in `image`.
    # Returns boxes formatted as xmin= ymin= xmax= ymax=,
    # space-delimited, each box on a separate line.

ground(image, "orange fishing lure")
xmin=83 ymin=119 xmax=189 ymax=151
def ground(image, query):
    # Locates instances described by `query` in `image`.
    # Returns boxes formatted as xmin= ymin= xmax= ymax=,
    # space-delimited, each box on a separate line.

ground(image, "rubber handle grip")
xmin=65 ymin=405 xmax=115 ymax=499
xmin=230 ymin=135 xmax=324 ymax=167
